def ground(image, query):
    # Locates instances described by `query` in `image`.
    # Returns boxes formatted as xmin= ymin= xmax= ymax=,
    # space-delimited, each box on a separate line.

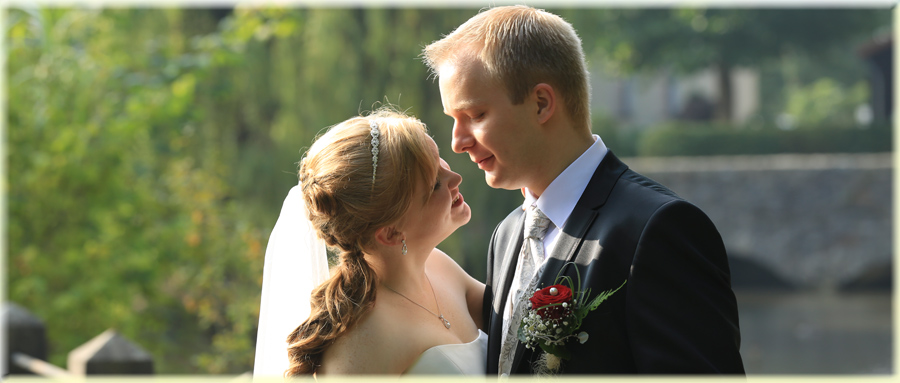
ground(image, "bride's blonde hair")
xmin=285 ymin=108 xmax=438 ymax=376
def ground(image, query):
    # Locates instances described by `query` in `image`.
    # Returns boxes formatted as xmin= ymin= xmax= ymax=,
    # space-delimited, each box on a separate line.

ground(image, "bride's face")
xmin=401 ymin=138 xmax=471 ymax=249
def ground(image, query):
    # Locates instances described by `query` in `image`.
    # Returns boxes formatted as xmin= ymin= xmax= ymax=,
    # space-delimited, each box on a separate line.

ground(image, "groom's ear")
xmin=374 ymin=226 xmax=404 ymax=247
xmin=533 ymin=83 xmax=556 ymax=125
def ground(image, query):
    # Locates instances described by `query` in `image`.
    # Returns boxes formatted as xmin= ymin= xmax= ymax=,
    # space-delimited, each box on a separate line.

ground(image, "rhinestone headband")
xmin=369 ymin=120 xmax=380 ymax=184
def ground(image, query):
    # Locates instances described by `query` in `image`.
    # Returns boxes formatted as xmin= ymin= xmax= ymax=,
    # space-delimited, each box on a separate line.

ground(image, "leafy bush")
xmin=8 ymin=8 xmax=266 ymax=373
xmin=784 ymin=79 xmax=869 ymax=128
xmin=592 ymin=114 xmax=640 ymax=157
xmin=636 ymin=122 xmax=891 ymax=156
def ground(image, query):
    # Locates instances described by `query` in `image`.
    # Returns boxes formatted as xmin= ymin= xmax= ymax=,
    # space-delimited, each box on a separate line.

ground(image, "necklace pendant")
xmin=439 ymin=314 xmax=451 ymax=329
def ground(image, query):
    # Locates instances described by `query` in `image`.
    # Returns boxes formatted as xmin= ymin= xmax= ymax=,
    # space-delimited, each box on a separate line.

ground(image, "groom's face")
xmin=438 ymin=57 xmax=543 ymax=191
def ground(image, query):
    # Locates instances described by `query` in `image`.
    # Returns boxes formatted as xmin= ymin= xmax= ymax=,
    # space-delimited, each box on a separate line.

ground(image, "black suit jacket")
xmin=483 ymin=151 xmax=745 ymax=375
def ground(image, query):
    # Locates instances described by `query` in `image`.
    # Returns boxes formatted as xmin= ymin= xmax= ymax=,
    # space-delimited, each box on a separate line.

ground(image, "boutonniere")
xmin=517 ymin=263 xmax=626 ymax=373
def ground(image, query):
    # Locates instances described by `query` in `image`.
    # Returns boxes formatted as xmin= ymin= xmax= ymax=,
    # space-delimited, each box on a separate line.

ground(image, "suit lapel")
xmin=493 ymin=211 xmax=526 ymax=316
xmin=487 ymin=210 xmax=526 ymax=374
xmin=510 ymin=151 xmax=629 ymax=373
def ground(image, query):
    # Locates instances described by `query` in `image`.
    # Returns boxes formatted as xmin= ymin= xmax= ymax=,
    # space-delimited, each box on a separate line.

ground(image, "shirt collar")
xmin=523 ymin=135 xmax=608 ymax=230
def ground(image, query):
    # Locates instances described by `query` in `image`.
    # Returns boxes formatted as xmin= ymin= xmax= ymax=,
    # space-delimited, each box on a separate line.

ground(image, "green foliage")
xmin=594 ymin=8 xmax=889 ymax=75
xmin=636 ymin=122 xmax=891 ymax=157
xmin=591 ymin=113 xmax=638 ymax=157
xmin=7 ymin=6 xmax=510 ymax=374
xmin=587 ymin=8 xmax=888 ymax=121
xmin=8 ymin=7 xmax=266 ymax=373
xmin=784 ymin=79 xmax=869 ymax=128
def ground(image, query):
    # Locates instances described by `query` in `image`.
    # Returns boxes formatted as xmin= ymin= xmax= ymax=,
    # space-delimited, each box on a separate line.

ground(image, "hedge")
xmin=633 ymin=122 xmax=891 ymax=157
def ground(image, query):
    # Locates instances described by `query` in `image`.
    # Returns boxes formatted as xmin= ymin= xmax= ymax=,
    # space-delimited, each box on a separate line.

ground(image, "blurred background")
xmin=5 ymin=5 xmax=892 ymax=376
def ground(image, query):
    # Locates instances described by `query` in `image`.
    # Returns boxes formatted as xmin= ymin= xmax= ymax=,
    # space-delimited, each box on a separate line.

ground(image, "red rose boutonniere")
xmin=518 ymin=263 xmax=626 ymax=372
xmin=530 ymin=284 xmax=573 ymax=319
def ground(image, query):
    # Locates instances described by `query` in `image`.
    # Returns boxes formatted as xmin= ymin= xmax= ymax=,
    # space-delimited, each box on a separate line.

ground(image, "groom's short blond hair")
xmin=423 ymin=5 xmax=591 ymax=130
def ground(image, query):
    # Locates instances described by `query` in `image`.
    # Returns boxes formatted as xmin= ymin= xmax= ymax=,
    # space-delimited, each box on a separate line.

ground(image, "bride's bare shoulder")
xmin=427 ymin=248 xmax=483 ymax=289
xmin=318 ymin=297 xmax=424 ymax=375
xmin=427 ymin=248 xmax=465 ymax=276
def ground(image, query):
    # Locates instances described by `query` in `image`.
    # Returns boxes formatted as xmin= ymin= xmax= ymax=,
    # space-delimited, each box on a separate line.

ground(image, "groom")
xmin=423 ymin=6 xmax=745 ymax=375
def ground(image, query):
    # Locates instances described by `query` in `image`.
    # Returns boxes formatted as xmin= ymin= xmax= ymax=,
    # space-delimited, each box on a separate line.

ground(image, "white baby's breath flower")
xmin=577 ymin=331 xmax=589 ymax=344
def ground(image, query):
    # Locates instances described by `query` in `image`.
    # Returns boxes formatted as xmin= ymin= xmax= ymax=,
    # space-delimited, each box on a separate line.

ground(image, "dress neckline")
xmin=419 ymin=329 xmax=487 ymax=355
xmin=404 ymin=329 xmax=488 ymax=375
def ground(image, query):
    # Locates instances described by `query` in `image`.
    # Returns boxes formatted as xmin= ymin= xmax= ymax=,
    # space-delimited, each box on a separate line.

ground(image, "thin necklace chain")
xmin=383 ymin=273 xmax=452 ymax=329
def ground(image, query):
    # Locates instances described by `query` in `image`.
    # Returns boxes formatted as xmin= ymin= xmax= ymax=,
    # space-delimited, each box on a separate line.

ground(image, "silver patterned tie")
xmin=499 ymin=205 xmax=551 ymax=375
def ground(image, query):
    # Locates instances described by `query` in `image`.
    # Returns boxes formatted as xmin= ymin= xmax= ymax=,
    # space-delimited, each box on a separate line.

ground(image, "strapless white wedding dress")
xmin=404 ymin=330 xmax=487 ymax=375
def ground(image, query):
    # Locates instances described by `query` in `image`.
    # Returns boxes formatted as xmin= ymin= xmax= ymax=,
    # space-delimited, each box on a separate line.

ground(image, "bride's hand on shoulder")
xmin=427 ymin=248 xmax=486 ymax=330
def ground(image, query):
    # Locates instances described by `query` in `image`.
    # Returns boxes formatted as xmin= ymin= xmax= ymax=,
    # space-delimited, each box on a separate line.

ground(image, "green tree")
xmin=8 ymin=7 xmax=267 ymax=372
xmin=8 ymin=6 xmax=519 ymax=374
xmin=589 ymin=8 xmax=889 ymax=121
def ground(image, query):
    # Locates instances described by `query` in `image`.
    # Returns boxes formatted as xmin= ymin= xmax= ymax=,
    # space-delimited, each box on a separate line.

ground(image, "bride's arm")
xmin=464 ymin=273 xmax=485 ymax=330
xmin=429 ymin=249 xmax=486 ymax=330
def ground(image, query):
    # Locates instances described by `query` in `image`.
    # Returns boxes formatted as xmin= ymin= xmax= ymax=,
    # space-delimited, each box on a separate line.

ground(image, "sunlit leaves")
xmin=8 ymin=7 xmax=525 ymax=374
xmin=8 ymin=7 xmax=263 ymax=372
xmin=784 ymin=79 xmax=869 ymax=128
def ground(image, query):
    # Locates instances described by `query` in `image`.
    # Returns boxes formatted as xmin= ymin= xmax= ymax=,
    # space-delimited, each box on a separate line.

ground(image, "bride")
xmin=253 ymin=108 xmax=486 ymax=376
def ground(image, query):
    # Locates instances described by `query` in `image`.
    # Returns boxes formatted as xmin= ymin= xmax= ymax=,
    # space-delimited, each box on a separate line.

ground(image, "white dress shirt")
xmin=501 ymin=135 xmax=608 ymax=347
xmin=523 ymin=134 xmax=608 ymax=257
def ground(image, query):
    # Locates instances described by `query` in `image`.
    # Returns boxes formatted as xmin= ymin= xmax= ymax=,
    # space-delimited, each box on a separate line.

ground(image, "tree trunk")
xmin=715 ymin=63 xmax=733 ymax=122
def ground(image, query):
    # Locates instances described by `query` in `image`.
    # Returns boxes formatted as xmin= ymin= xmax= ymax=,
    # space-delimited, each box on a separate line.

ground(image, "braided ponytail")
xmin=285 ymin=250 xmax=377 ymax=375
xmin=283 ymin=108 xmax=438 ymax=376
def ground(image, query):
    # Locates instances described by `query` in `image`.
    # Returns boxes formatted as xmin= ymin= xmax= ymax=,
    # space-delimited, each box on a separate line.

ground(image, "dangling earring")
xmin=401 ymin=239 xmax=408 ymax=256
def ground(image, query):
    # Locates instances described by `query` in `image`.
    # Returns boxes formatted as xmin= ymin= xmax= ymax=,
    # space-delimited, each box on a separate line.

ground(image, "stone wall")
xmin=622 ymin=153 xmax=892 ymax=289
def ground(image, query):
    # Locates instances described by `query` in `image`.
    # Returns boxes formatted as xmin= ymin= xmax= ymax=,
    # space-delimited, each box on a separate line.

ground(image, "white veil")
xmin=253 ymin=184 xmax=329 ymax=377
